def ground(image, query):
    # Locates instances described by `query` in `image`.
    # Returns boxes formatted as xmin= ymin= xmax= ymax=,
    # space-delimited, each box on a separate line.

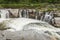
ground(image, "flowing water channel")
xmin=0 ymin=9 xmax=60 ymax=40
xmin=0 ymin=18 xmax=60 ymax=40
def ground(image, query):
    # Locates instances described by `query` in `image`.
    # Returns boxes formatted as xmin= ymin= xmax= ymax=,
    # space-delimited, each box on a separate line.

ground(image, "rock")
xmin=55 ymin=17 xmax=60 ymax=27
xmin=9 ymin=9 xmax=19 ymax=18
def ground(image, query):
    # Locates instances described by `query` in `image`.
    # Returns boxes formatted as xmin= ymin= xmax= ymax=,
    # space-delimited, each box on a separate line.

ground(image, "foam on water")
xmin=0 ymin=10 xmax=9 ymax=18
xmin=0 ymin=18 xmax=60 ymax=40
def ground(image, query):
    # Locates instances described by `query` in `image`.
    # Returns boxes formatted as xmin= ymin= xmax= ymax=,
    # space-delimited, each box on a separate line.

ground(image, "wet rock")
xmin=55 ymin=17 xmax=60 ymax=27
xmin=9 ymin=9 xmax=19 ymax=18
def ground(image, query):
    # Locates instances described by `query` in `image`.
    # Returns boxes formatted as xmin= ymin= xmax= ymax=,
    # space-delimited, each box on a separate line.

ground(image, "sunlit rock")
xmin=9 ymin=9 xmax=19 ymax=18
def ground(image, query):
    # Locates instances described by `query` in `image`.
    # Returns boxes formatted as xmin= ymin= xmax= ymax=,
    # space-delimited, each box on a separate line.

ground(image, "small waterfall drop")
xmin=0 ymin=9 xmax=9 ymax=18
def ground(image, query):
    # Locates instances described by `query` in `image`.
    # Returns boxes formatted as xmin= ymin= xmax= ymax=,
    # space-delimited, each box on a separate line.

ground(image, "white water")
xmin=0 ymin=9 xmax=60 ymax=40
xmin=0 ymin=9 xmax=9 ymax=18
xmin=40 ymin=11 xmax=55 ymax=25
xmin=0 ymin=18 xmax=60 ymax=40
xmin=0 ymin=18 xmax=60 ymax=32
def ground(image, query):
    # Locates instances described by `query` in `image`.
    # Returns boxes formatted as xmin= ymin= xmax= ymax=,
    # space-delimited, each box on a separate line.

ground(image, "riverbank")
xmin=0 ymin=4 xmax=60 ymax=10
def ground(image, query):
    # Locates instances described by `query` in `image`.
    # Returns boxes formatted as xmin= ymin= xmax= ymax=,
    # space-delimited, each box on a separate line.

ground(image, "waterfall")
xmin=40 ymin=11 xmax=55 ymax=26
xmin=0 ymin=18 xmax=60 ymax=40
xmin=21 ymin=9 xmax=28 ymax=18
xmin=18 ymin=10 xmax=22 ymax=18
xmin=0 ymin=9 xmax=9 ymax=18
xmin=0 ymin=8 xmax=59 ymax=40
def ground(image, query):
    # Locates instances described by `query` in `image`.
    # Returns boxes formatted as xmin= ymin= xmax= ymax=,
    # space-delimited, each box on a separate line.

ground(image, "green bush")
xmin=0 ymin=4 xmax=59 ymax=10
xmin=0 ymin=3 xmax=48 ymax=8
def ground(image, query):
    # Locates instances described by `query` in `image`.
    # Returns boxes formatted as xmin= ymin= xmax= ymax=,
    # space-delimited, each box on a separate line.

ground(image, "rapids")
xmin=0 ymin=18 xmax=60 ymax=40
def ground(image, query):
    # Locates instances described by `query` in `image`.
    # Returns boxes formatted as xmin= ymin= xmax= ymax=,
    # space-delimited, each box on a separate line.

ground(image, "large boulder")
xmin=9 ymin=9 xmax=19 ymax=18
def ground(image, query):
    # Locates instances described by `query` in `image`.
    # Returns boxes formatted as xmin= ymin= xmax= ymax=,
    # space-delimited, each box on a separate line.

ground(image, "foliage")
xmin=0 ymin=0 xmax=60 ymax=4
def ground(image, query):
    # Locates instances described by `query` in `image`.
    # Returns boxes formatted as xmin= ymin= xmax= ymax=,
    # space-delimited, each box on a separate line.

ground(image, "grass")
xmin=0 ymin=3 xmax=48 ymax=8
xmin=0 ymin=3 xmax=60 ymax=11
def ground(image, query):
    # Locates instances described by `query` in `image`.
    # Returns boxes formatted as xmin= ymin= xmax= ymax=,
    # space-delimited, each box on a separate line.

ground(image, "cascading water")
xmin=0 ymin=8 xmax=59 ymax=40
xmin=0 ymin=18 xmax=60 ymax=40
xmin=0 ymin=9 xmax=9 ymax=18
xmin=40 ymin=11 xmax=55 ymax=26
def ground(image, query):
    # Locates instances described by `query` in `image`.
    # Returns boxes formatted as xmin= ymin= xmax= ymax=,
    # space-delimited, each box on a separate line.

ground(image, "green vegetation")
xmin=0 ymin=0 xmax=60 ymax=4
xmin=0 ymin=0 xmax=60 ymax=9
xmin=0 ymin=4 xmax=59 ymax=10
xmin=0 ymin=3 xmax=47 ymax=8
